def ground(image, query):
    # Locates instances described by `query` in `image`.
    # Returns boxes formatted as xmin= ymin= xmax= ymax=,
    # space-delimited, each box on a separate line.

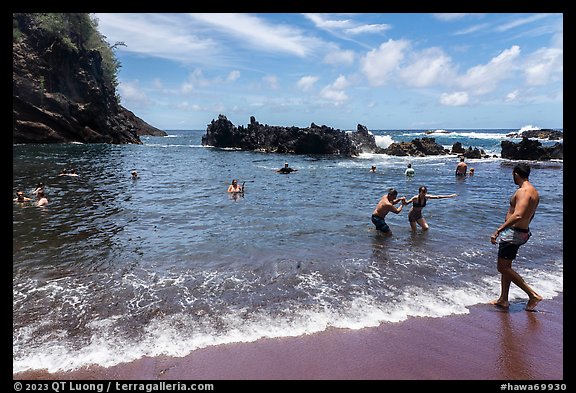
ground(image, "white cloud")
xmin=332 ymin=75 xmax=350 ymax=90
xmin=297 ymin=76 xmax=319 ymax=91
xmin=319 ymin=75 xmax=350 ymax=105
xmin=303 ymin=13 xmax=390 ymax=36
xmin=303 ymin=13 xmax=354 ymax=30
xmin=263 ymin=75 xmax=279 ymax=90
xmin=505 ymin=89 xmax=519 ymax=102
xmin=177 ymin=101 xmax=204 ymax=111
xmin=399 ymin=47 xmax=456 ymax=87
xmin=523 ymin=47 xmax=563 ymax=86
xmin=179 ymin=69 xmax=242 ymax=93
xmin=440 ymin=91 xmax=469 ymax=106
xmin=323 ymin=50 xmax=355 ymax=66
xmin=320 ymin=88 xmax=348 ymax=104
xmin=345 ymin=24 xmax=391 ymax=35
xmin=118 ymin=80 xmax=152 ymax=108
xmin=187 ymin=13 xmax=319 ymax=57
xmin=495 ymin=14 xmax=552 ymax=33
xmin=457 ymin=45 xmax=521 ymax=95
xmin=180 ymin=82 xmax=194 ymax=94
xmin=454 ymin=23 xmax=490 ymax=36
xmin=152 ymin=78 xmax=163 ymax=89
xmin=94 ymin=14 xmax=218 ymax=65
xmin=432 ymin=13 xmax=483 ymax=22
xmin=360 ymin=39 xmax=409 ymax=86
xmin=227 ymin=70 xmax=240 ymax=82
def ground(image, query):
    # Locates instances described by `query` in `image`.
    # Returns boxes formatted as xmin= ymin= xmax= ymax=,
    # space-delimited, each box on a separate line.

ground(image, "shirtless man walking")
xmin=490 ymin=163 xmax=543 ymax=311
xmin=371 ymin=188 xmax=406 ymax=236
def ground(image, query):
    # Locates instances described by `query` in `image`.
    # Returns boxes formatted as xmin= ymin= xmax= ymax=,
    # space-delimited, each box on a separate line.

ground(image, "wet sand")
xmin=14 ymin=294 xmax=563 ymax=380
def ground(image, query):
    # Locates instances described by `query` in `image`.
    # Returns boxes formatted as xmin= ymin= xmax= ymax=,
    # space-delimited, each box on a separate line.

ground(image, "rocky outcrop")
xmin=501 ymin=138 xmax=563 ymax=160
xmin=348 ymin=124 xmax=386 ymax=154
xmin=450 ymin=142 xmax=491 ymax=159
xmin=202 ymin=115 xmax=385 ymax=156
xmin=382 ymin=137 xmax=448 ymax=157
xmin=506 ymin=129 xmax=563 ymax=140
xmin=13 ymin=13 xmax=166 ymax=144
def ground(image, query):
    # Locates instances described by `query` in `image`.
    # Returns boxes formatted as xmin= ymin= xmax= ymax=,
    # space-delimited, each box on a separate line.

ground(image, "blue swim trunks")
xmin=498 ymin=227 xmax=531 ymax=260
xmin=371 ymin=214 xmax=391 ymax=233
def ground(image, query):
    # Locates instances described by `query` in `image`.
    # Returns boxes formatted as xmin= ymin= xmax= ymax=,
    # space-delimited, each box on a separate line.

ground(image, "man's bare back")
xmin=507 ymin=182 xmax=539 ymax=230
xmin=373 ymin=196 xmax=394 ymax=217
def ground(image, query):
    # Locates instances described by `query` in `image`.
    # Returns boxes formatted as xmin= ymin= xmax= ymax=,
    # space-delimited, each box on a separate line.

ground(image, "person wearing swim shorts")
xmin=403 ymin=186 xmax=457 ymax=231
xmin=490 ymin=163 xmax=543 ymax=311
xmin=371 ymin=188 xmax=406 ymax=237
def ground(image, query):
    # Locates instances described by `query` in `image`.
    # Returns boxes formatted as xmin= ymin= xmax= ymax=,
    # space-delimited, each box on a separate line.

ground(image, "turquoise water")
xmin=13 ymin=128 xmax=563 ymax=373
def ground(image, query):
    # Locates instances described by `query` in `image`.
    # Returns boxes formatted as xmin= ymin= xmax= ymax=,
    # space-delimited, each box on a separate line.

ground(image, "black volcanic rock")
xmin=450 ymin=142 xmax=489 ymax=159
xmin=506 ymin=129 xmax=563 ymax=140
xmin=383 ymin=137 xmax=448 ymax=157
xmin=13 ymin=13 xmax=166 ymax=144
xmin=501 ymin=138 xmax=563 ymax=160
xmin=348 ymin=124 xmax=386 ymax=154
xmin=202 ymin=115 xmax=373 ymax=156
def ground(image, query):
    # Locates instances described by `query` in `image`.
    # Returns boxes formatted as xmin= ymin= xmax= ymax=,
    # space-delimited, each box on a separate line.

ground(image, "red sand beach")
xmin=14 ymin=294 xmax=563 ymax=381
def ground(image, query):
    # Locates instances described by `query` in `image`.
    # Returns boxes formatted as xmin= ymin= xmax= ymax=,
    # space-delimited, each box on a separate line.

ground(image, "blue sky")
xmin=93 ymin=13 xmax=563 ymax=131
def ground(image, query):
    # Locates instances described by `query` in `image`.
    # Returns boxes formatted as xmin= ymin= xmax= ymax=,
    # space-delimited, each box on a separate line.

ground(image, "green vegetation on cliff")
xmin=13 ymin=12 xmax=166 ymax=143
xmin=13 ymin=13 xmax=122 ymax=102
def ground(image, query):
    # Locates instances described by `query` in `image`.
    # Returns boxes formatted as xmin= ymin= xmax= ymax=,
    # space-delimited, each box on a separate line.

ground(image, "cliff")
xmin=13 ymin=13 xmax=166 ymax=144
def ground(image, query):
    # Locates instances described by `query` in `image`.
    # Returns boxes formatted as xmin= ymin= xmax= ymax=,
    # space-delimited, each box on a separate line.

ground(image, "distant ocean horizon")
xmin=13 ymin=126 xmax=563 ymax=373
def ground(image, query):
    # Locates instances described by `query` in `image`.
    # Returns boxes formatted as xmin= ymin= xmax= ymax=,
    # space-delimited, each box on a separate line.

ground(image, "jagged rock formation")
xmin=202 ymin=115 xmax=385 ymax=156
xmin=13 ymin=13 xmax=166 ymax=144
xmin=382 ymin=137 xmax=448 ymax=157
xmin=201 ymin=114 xmax=563 ymax=160
xmin=450 ymin=142 xmax=492 ymax=159
xmin=506 ymin=129 xmax=563 ymax=140
xmin=348 ymin=124 xmax=386 ymax=154
xmin=501 ymin=138 xmax=563 ymax=160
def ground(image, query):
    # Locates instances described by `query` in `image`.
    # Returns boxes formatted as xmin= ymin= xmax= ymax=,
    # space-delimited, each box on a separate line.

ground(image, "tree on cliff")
xmin=13 ymin=13 xmax=165 ymax=144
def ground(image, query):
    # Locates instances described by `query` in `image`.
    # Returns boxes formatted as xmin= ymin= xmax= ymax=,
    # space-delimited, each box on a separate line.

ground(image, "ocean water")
xmin=13 ymin=128 xmax=563 ymax=373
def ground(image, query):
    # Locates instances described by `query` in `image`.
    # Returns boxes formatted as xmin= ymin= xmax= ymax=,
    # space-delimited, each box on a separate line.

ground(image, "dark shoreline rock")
xmin=501 ymin=138 xmax=563 ymax=160
xmin=202 ymin=115 xmax=563 ymax=161
xmin=13 ymin=13 xmax=166 ymax=144
xmin=382 ymin=137 xmax=448 ymax=157
xmin=202 ymin=115 xmax=376 ymax=156
xmin=506 ymin=129 xmax=563 ymax=140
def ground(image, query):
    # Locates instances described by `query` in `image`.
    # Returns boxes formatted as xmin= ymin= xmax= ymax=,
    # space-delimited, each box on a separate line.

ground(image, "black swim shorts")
xmin=498 ymin=227 xmax=531 ymax=260
xmin=371 ymin=214 xmax=391 ymax=233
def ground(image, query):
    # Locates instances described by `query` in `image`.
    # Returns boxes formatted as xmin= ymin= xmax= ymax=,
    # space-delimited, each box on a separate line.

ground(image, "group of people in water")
xmin=372 ymin=159 xmax=474 ymax=178
xmin=14 ymin=157 xmax=544 ymax=312
xmin=371 ymin=185 xmax=457 ymax=235
xmin=13 ymin=182 xmax=48 ymax=206
xmin=227 ymin=163 xmax=298 ymax=195
xmin=14 ymin=167 xmax=83 ymax=207
xmin=370 ymin=160 xmax=542 ymax=312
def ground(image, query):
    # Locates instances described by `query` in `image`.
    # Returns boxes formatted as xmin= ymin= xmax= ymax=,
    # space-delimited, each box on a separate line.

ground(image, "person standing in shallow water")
xmin=455 ymin=157 xmax=467 ymax=176
xmin=490 ymin=163 xmax=543 ymax=312
xmin=405 ymin=163 xmax=415 ymax=177
xmin=371 ymin=188 xmax=406 ymax=237
xmin=227 ymin=179 xmax=243 ymax=193
xmin=276 ymin=163 xmax=298 ymax=174
xmin=403 ymin=186 xmax=457 ymax=231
